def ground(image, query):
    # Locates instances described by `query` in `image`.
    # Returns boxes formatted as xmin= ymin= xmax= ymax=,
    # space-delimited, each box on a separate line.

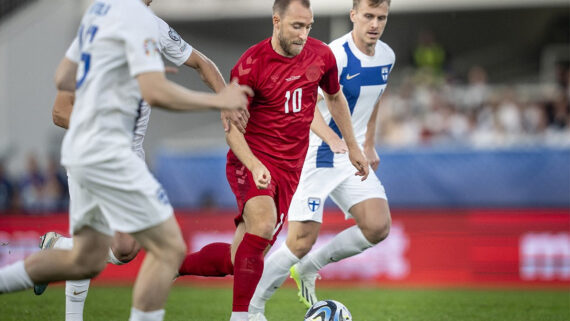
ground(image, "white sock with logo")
xmin=128 ymin=308 xmax=165 ymax=321
xmin=249 ymin=244 xmax=300 ymax=313
xmin=0 ymin=260 xmax=34 ymax=293
xmin=65 ymin=279 xmax=91 ymax=321
xmin=296 ymin=225 xmax=374 ymax=275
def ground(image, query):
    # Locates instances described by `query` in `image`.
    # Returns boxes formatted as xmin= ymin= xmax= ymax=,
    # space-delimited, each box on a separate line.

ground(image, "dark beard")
xmin=278 ymin=32 xmax=296 ymax=57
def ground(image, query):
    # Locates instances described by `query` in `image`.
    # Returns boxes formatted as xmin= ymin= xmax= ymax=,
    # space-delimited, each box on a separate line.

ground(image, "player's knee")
xmin=111 ymin=244 xmax=141 ymax=264
xmin=362 ymin=217 xmax=391 ymax=245
xmin=288 ymin=238 xmax=314 ymax=258
xmin=165 ymin=238 xmax=187 ymax=267
xmin=249 ymin=220 xmax=276 ymax=240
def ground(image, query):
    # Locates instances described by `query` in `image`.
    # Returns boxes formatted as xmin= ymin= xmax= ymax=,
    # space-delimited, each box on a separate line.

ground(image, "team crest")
xmin=156 ymin=187 xmax=170 ymax=205
xmin=381 ymin=66 xmax=390 ymax=81
xmin=308 ymin=197 xmax=321 ymax=212
xmin=168 ymin=27 xmax=181 ymax=42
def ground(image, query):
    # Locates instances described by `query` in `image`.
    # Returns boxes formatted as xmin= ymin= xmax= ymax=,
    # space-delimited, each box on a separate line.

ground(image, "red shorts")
xmin=226 ymin=151 xmax=301 ymax=245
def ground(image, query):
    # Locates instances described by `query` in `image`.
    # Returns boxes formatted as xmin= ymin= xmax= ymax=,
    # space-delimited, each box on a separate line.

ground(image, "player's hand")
xmin=218 ymin=78 xmax=254 ymax=110
xmin=329 ymin=137 xmax=348 ymax=154
xmin=251 ymin=162 xmax=271 ymax=189
xmin=348 ymin=147 xmax=369 ymax=181
xmin=363 ymin=145 xmax=380 ymax=171
xmin=221 ymin=109 xmax=250 ymax=134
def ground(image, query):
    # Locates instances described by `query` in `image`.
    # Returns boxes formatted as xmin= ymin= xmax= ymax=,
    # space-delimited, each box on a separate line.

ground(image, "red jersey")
xmin=230 ymin=37 xmax=340 ymax=171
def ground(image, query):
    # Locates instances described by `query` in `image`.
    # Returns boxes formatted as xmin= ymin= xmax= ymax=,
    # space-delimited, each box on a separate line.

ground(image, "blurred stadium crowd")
xmin=378 ymin=64 xmax=570 ymax=148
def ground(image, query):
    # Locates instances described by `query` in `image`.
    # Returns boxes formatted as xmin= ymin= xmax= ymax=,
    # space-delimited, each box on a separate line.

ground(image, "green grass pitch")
xmin=0 ymin=285 xmax=568 ymax=321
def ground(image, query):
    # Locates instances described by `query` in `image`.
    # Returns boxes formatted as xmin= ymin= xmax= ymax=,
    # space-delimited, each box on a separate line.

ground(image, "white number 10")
xmin=284 ymin=88 xmax=303 ymax=114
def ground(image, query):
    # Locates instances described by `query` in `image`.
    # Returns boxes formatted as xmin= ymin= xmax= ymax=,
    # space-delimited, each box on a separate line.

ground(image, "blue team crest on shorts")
xmin=156 ymin=187 xmax=170 ymax=205
xmin=308 ymin=197 xmax=321 ymax=212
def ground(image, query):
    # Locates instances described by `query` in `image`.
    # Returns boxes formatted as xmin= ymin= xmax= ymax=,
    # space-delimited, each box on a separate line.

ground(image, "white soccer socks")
xmin=249 ymin=244 xmax=300 ymax=314
xmin=296 ymin=225 xmax=374 ymax=275
xmin=0 ymin=260 xmax=34 ymax=293
xmin=65 ymin=278 xmax=91 ymax=321
xmin=128 ymin=308 xmax=165 ymax=321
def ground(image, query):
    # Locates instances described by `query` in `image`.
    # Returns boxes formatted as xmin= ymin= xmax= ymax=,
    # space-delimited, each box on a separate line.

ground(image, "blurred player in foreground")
xmin=34 ymin=2 xmax=247 ymax=321
xmin=250 ymin=0 xmax=394 ymax=318
xmin=176 ymin=0 xmax=369 ymax=320
xmin=0 ymin=1 xmax=252 ymax=321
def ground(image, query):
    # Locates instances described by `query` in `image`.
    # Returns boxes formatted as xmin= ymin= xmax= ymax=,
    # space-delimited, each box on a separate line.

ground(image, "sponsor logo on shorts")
xmin=156 ymin=187 xmax=170 ymax=205
xmin=308 ymin=197 xmax=321 ymax=212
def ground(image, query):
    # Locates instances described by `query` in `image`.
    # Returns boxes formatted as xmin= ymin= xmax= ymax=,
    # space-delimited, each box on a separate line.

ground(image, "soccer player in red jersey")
xmin=177 ymin=1 xmax=369 ymax=320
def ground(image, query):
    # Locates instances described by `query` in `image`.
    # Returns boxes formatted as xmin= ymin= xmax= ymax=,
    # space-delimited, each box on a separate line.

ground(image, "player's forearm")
xmin=363 ymin=101 xmax=381 ymax=149
xmin=311 ymin=105 xmax=341 ymax=145
xmin=52 ymin=90 xmax=74 ymax=129
xmin=225 ymin=124 xmax=262 ymax=170
xmin=185 ymin=50 xmax=226 ymax=93
xmin=54 ymin=58 xmax=77 ymax=92
xmin=327 ymin=94 xmax=359 ymax=150
xmin=139 ymin=72 xmax=220 ymax=111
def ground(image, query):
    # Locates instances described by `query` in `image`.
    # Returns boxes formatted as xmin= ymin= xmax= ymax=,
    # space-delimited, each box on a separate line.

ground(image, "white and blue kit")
xmin=288 ymin=32 xmax=395 ymax=222
xmin=62 ymin=0 xmax=191 ymax=236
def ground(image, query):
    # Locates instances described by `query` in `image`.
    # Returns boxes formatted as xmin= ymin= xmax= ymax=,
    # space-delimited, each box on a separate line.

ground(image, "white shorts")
xmin=66 ymin=151 xmax=173 ymax=236
xmin=288 ymin=155 xmax=387 ymax=223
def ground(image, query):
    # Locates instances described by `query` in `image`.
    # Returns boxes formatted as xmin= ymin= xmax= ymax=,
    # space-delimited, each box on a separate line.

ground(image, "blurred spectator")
xmin=19 ymin=154 xmax=46 ymax=213
xmin=413 ymin=30 xmax=446 ymax=84
xmin=18 ymin=154 xmax=67 ymax=214
xmin=0 ymin=160 xmax=16 ymax=213
xmin=44 ymin=156 xmax=68 ymax=211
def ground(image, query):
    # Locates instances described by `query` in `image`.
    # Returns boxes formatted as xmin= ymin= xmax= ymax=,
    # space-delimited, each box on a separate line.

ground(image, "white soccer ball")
xmin=304 ymin=300 xmax=352 ymax=321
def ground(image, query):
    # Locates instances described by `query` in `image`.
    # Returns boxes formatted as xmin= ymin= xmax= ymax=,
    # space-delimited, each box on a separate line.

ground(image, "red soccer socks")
xmin=178 ymin=242 xmax=234 ymax=277
xmin=232 ymin=233 xmax=270 ymax=312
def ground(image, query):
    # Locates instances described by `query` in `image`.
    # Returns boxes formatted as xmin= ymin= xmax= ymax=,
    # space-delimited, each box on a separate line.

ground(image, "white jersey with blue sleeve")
xmin=289 ymin=33 xmax=394 ymax=223
xmin=61 ymin=0 xmax=174 ymax=236
xmin=131 ymin=16 xmax=193 ymax=160
xmin=61 ymin=0 xmax=164 ymax=166
xmin=309 ymin=32 xmax=395 ymax=168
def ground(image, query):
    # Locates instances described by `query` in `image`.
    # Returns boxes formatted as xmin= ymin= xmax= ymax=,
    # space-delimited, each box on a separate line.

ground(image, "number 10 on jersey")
xmin=284 ymin=88 xmax=303 ymax=114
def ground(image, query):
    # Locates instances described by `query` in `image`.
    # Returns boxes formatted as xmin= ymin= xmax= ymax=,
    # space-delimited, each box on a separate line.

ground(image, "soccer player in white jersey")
xmin=0 ymin=1 xmax=252 ymax=320
xmin=249 ymin=0 xmax=393 ymax=318
xmin=35 ymin=7 xmax=246 ymax=321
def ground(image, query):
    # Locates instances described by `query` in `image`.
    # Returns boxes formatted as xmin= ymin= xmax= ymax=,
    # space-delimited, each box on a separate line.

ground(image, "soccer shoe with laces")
xmin=33 ymin=232 xmax=62 ymax=295
xmin=289 ymin=264 xmax=320 ymax=309
xmin=248 ymin=312 xmax=268 ymax=321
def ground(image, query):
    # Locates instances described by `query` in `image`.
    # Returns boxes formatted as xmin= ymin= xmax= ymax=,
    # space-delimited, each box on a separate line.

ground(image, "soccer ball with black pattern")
xmin=304 ymin=300 xmax=352 ymax=321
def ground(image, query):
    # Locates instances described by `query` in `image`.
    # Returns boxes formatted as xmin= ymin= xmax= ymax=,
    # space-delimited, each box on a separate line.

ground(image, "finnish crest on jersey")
xmin=168 ymin=27 xmax=181 ymax=42
xmin=308 ymin=197 xmax=321 ymax=212
xmin=381 ymin=66 xmax=390 ymax=82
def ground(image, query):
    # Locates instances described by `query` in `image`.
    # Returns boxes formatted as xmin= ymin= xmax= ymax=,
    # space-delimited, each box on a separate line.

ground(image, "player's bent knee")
xmin=363 ymin=217 xmax=391 ymax=245
xmin=248 ymin=221 xmax=276 ymax=240
xmin=288 ymin=240 xmax=313 ymax=258
xmin=111 ymin=244 xmax=141 ymax=263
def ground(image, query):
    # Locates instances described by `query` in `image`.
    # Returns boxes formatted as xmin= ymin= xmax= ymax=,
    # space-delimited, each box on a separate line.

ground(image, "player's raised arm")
xmin=310 ymin=96 xmax=347 ymax=154
xmin=52 ymin=57 xmax=78 ymax=129
xmin=225 ymin=122 xmax=271 ymax=190
xmin=363 ymin=96 xmax=383 ymax=171
xmin=322 ymin=90 xmax=369 ymax=180
xmin=185 ymin=49 xmax=251 ymax=133
xmin=137 ymin=74 xmax=252 ymax=111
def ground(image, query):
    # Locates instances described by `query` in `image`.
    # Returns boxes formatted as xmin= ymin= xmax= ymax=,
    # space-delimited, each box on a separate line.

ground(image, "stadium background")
xmin=0 ymin=0 xmax=569 ymax=308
